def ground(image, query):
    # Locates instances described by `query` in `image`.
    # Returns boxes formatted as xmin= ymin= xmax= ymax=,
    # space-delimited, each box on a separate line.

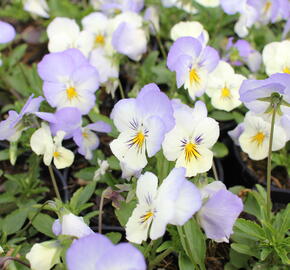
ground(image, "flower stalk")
xmin=48 ymin=165 xmax=61 ymax=201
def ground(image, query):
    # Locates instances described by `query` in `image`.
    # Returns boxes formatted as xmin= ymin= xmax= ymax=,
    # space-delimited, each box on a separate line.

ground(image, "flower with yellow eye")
xmin=239 ymin=112 xmax=287 ymax=160
xmin=126 ymin=168 xmax=201 ymax=244
xmin=206 ymin=61 xmax=245 ymax=112
xmin=167 ymin=36 xmax=219 ymax=100
xmin=37 ymin=48 xmax=100 ymax=115
xmin=110 ymin=83 xmax=174 ymax=171
xmin=30 ymin=123 xmax=74 ymax=169
xmin=162 ymin=101 xmax=219 ymax=177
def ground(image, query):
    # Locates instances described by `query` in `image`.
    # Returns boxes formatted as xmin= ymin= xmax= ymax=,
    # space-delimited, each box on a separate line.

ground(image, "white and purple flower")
xmin=126 ymin=168 xmax=201 ymax=244
xmin=167 ymin=36 xmax=219 ymax=100
xmin=66 ymin=233 xmax=146 ymax=270
xmin=37 ymin=48 xmax=100 ymax=115
xmin=110 ymin=83 xmax=174 ymax=171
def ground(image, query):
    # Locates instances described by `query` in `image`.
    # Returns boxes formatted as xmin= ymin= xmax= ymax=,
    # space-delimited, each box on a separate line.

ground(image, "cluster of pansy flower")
xmin=229 ymin=73 xmax=290 ymax=160
xmin=24 ymin=171 xmax=243 ymax=270
xmin=0 ymin=47 xmax=112 ymax=167
xmin=220 ymin=0 xmax=290 ymax=38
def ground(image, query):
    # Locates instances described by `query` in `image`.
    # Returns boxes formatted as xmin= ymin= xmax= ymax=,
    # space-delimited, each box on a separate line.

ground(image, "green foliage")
xmin=229 ymin=185 xmax=290 ymax=269
xmin=212 ymin=142 xmax=229 ymax=158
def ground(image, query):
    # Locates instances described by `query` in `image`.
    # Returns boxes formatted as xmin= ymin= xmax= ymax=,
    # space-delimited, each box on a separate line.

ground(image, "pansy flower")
xmin=0 ymin=21 xmax=16 ymax=44
xmin=262 ymin=40 xmax=290 ymax=75
xmin=162 ymin=101 xmax=219 ymax=177
xmin=206 ymin=61 xmax=245 ymax=112
xmin=23 ymin=0 xmax=50 ymax=18
xmin=30 ymin=123 xmax=74 ymax=169
xmin=126 ymin=168 xmax=201 ymax=244
xmin=167 ymin=36 xmax=219 ymax=100
xmin=197 ymin=181 xmax=243 ymax=243
xmin=66 ymin=233 xmax=146 ymax=270
xmin=0 ymin=95 xmax=44 ymax=142
xmin=73 ymin=121 xmax=111 ymax=160
xmin=37 ymin=48 xmax=100 ymax=115
xmin=110 ymin=83 xmax=174 ymax=171
xmin=238 ymin=112 xmax=287 ymax=160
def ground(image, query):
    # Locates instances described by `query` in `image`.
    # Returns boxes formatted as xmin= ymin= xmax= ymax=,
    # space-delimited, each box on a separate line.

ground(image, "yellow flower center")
xmin=251 ymin=132 xmax=265 ymax=146
xmin=132 ymin=132 xmax=145 ymax=149
xmin=264 ymin=1 xmax=272 ymax=13
xmin=66 ymin=87 xmax=78 ymax=101
xmin=140 ymin=211 xmax=154 ymax=223
xmin=95 ymin=34 xmax=105 ymax=46
xmin=221 ymin=86 xmax=231 ymax=98
xmin=283 ymin=67 xmax=290 ymax=74
xmin=184 ymin=142 xmax=201 ymax=162
xmin=189 ymin=68 xmax=200 ymax=85
xmin=82 ymin=132 xmax=89 ymax=138
xmin=53 ymin=151 xmax=60 ymax=158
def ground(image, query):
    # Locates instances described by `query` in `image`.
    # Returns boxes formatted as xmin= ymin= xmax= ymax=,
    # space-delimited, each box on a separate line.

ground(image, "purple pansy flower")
xmin=197 ymin=181 xmax=243 ymax=243
xmin=66 ymin=233 xmax=146 ymax=270
xmin=225 ymin=38 xmax=261 ymax=72
xmin=110 ymin=83 xmax=174 ymax=171
xmin=167 ymin=36 xmax=219 ymax=100
xmin=0 ymin=21 xmax=16 ymax=44
xmin=0 ymin=95 xmax=44 ymax=142
xmin=239 ymin=73 xmax=290 ymax=114
xmin=73 ymin=121 xmax=111 ymax=160
xmin=37 ymin=48 xmax=100 ymax=115
xmin=35 ymin=107 xmax=82 ymax=139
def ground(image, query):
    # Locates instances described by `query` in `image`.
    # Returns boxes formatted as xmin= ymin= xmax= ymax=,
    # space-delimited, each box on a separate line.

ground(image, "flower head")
xmin=23 ymin=0 xmax=50 ymax=18
xmin=66 ymin=233 xmax=146 ymax=270
xmin=0 ymin=95 xmax=44 ymax=142
xmin=206 ymin=61 xmax=245 ymax=111
xmin=126 ymin=168 xmax=201 ymax=243
xmin=30 ymin=123 xmax=74 ymax=169
xmin=167 ymin=36 xmax=219 ymax=99
xmin=37 ymin=48 xmax=100 ymax=114
xmin=110 ymin=83 xmax=174 ymax=171
xmin=162 ymin=101 xmax=219 ymax=177
xmin=197 ymin=181 xmax=243 ymax=243
xmin=0 ymin=21 xmax=16 ymax=44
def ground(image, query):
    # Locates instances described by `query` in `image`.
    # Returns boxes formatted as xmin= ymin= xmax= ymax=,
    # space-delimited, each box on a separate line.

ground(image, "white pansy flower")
xmin=170 ymin=21 xmax=209 ymax=43
xmin=81 ymin=12 xmax=115 ymax=55
xmin=262 ymin=40 xmax=290 ymax=75
xmin=47 ymin=18 xmax=94 ymax=56
xmin=26 ymin=241 xmax=61 ymax=270
xmin=162 ymin=101 xmax=219 ymax=177
xmin=126 ymin=168 xmax=201 ymax=244
xmin=23 ymin=0 xmax=49 ymax=18
xmin=239 ymin=113 xmax=287 ymax=160
xmin=30 ymin=123 xmax=74 ymax=169
xmin=206 ymin=61 xmax=246 ymax=111
xmin=52 ymin=213 xmax=93 ymax=238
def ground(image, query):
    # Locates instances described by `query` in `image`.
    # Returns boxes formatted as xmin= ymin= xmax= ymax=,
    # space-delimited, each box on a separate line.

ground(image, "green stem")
xmin=118 ymin=79 xmax=125 ymax=99
xmin=148 ymin=247 xmax=174 ymax=270
xmin=48 ymin=165 xmax=61 ymax=201
xmin=212 ymin=159 xmax=218 ymax=181
xmin=98 ymin=189 xmax=106 ymax=233
xmin=266 ymin=107 xmax=276 ymax=217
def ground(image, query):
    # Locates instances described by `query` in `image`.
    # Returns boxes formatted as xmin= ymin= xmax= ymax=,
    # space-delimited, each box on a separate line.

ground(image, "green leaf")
xmin=231 ymin=243 xmax=260 ymax=258
xmin=70 ymin=182 xmax=96 ymax=212
xmin=0 ymin=149 xmax=9 ymax=161
xmin=106 ymin=232 xmax=122 ymax=244
xmin=115 ymin=200 xmax=136 ymax=227
xmin=210 ymin=110 xmax=235 ymax=121
xmin=74 ymin=167 xmax=96 ymax=181
xmin=234 ymin=219 xmax=265 ymax=240
xmin=260 ymin=247 xmax=272 ymax=261
xmin=178 ymin=218 xmax=206 ymax=269
xmin=107 ymin=156 xmax=120 ymax=170
xmin=30 ymin=213 xmax=55 ymax=238
xmin=212 ymin=142 xmax=229 ymax=158
xmin=2 ymin=208 xmax=28 ymax=235
xmin=8 ymin=44 xmax=27 ymax=67
xmin=179 ymin=253 xmax=195 ymax=270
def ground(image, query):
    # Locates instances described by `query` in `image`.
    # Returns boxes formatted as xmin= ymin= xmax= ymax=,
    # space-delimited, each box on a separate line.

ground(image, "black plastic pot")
xmin=232 ymin=142 xmax=290 ymax=204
